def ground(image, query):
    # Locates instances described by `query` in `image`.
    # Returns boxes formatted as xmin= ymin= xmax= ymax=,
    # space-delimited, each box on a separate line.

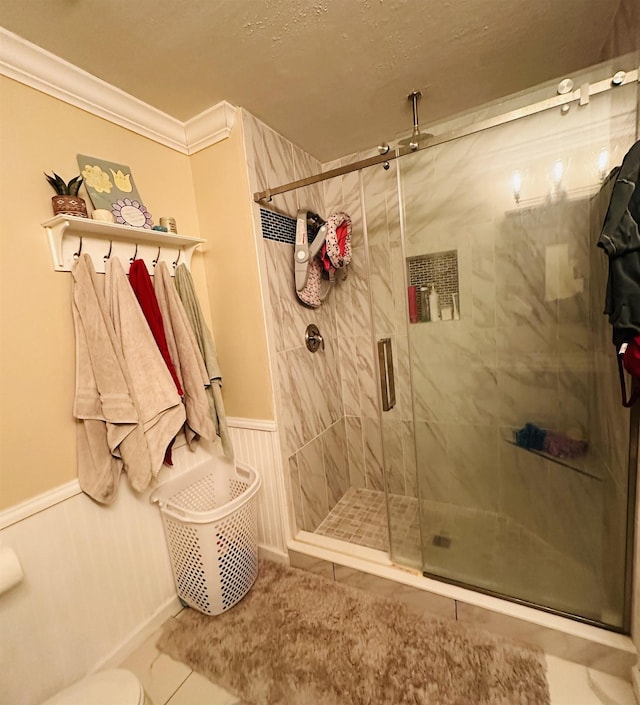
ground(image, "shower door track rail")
xmin=253 ymin=68 xmax=638 ymax=203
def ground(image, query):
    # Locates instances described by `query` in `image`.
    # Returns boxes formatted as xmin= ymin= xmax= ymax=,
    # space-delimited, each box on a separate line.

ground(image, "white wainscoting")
xmin=0 ymin=475 xmax=178 ymax=705
xmin=227 ymin=417 xmax=288 ymax=560
xmin=0 ymin=419 xmax=285 ymax=705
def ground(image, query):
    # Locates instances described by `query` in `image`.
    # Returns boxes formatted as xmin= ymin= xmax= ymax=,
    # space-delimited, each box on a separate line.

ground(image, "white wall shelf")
xmin=42 ymin=214 xmax=206 ymax=275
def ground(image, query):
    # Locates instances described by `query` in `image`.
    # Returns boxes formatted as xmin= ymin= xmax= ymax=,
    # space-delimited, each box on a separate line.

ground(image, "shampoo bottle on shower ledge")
xmin=420 ymin=287 xmax=430 ymax=321
xmin=408 ymin=286 xmax=418 ymax=323
xmin=429 ymin=284 xmax=440 ymax=321
xmin=452 ymin=292 xmax=460 ymax=320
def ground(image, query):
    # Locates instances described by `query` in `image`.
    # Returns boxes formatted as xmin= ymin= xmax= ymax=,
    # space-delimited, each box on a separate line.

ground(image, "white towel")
xmin=71 ymin=254 xmax=138 ymax=504
xmin=154 ymin=261 xmax=216 ymax=447
xmin=104 ymin=257 xmax=186 ymax=486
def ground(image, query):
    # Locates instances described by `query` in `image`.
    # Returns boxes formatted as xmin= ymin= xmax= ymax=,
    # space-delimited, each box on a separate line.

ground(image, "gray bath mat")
xmin=157 ymin=560 xmax=550 ymax=705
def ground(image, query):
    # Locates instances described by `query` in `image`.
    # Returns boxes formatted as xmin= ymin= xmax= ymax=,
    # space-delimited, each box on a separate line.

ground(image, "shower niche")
xmin=407 ymin=249 xmax=460 ymax=322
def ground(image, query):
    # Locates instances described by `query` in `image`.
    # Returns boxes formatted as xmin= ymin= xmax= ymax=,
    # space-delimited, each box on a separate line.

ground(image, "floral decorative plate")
xmin=111 ymin=198 xmax=154 ymax=229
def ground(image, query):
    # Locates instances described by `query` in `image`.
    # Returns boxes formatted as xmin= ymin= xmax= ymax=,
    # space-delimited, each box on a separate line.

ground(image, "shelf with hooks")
xmin=42 ymin=214 xmax=205 ymax=275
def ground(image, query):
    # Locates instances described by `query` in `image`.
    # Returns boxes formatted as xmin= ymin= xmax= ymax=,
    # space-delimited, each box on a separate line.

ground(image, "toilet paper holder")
xmin=0 ymin=546 xmax=24 ymax=595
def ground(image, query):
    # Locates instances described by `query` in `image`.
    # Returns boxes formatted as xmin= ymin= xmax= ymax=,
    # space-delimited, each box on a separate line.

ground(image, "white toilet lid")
xmin=41 ymin=669 xmax=144 ymax=705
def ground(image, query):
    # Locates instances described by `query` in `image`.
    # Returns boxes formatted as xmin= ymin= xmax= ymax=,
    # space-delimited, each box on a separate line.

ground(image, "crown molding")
xmin=184 ymin=101 xmax=237 ymax=154
xmin=0 ymin=28 xmax=235 ymax=154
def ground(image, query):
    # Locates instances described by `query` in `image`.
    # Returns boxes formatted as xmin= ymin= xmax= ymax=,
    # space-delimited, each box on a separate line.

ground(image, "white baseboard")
xmin=96 ymin=594 xmax=183 ymax=671
xmin=97 ymin=546 xmax=289 ymax=673
xmin=98 ymin=546 xmax=288 ymax=672
xmin=258 ymin=544 xmax=289 ymax=565
xmin=98 ymin=546 xmax=289 ymax=673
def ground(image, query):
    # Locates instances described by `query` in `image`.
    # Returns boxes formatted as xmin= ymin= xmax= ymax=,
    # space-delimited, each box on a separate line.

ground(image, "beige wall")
xmin=188 ymin=123 xmax=274 ymax=421
xmin=0 ymin=77 xmax=272 ymax=509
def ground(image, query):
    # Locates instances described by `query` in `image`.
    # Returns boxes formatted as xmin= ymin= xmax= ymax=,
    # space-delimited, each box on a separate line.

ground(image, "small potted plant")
xmin=45 ymin=172 xmax=88 ymax=218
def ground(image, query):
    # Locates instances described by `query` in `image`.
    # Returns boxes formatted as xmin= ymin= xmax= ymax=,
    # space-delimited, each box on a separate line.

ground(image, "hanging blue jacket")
xmin=598 ymin=139 xmax=640 ymax=347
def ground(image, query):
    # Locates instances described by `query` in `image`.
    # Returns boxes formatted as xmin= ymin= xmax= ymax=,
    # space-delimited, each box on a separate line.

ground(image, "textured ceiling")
xmin=0 ymin=0 xmax=623 ymax=161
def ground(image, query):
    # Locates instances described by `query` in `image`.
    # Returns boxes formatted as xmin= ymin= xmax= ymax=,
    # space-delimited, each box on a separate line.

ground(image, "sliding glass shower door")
xmin=369 ymin=61 xmax=638 ymax=630
xmin=360 ymin=155 xmax=423 ymax=569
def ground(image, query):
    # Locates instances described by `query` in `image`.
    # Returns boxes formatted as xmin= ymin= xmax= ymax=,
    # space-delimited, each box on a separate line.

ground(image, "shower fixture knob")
xmin=611 ymin=71 xmax=626 ymax=86
xmin=305 ymin=324 xmax=324 ymax=353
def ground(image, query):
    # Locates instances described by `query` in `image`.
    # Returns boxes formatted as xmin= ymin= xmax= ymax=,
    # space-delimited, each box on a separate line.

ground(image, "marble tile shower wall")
xmin=399 ymin=91 xmax=637 ymax=599
xmin=245 ymin=106 xmax=419 ymax=536
xmin=242 ymin=111 xmax=351 ymax=533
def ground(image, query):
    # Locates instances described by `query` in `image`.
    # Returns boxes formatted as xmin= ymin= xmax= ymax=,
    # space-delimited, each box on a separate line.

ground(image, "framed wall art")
xmin=77 ymin=154 xmax=154 ymax=228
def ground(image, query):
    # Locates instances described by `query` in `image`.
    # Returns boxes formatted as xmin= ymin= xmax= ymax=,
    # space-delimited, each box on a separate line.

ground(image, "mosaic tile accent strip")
xmin=260 ymin=208 xmax=297 ymax=244
xmin=407 ymin=249 xmax=459 ymax=317
xmin=260 ymin=207 xmax=323 ymax=245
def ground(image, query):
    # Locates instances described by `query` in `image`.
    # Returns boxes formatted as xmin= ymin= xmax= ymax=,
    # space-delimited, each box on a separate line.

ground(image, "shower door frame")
xmin=383 ymin=76 xmax=640 ymax=635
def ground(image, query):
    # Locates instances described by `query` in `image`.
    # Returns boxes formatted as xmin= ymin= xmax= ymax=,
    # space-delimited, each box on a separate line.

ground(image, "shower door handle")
xmin=377 ymin=338 xmax=396 ymax=412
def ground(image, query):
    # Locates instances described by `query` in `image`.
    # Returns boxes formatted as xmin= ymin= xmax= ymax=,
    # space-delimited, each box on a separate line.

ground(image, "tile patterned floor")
xmin=315 ymin=487 xmax=611 ymax=624
xmin=119 ymin=616 xmax=637 ymax=705
xmin=315 ymin=487 xmax=422 ymax=560
xmin=120 ymin=625 xmax=244 ymax=705
xmin=315 ymin=487 xmax=391 ymax=550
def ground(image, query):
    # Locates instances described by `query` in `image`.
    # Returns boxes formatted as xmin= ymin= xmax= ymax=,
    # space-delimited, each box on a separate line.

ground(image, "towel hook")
xmin=153 ymin=246 xmax=161 ymax=268
xmin=73 ymin=236 xmax=83 ymax=259
xmin=172 ymin=248 xmax=181 ymax=269
xmin=129 ymin=242 xmax=138 ymax=263
xmin=103 ymin=240 xmax=113 ymax=262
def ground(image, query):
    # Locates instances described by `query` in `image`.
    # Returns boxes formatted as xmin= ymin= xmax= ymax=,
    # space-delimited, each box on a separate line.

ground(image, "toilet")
xmin=41 ymin=669 xmax=149 ymax=705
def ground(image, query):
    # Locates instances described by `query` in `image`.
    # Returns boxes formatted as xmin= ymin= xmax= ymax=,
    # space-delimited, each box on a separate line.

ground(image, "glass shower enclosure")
xmin=363 ymin=57 xmax=638 ymax=631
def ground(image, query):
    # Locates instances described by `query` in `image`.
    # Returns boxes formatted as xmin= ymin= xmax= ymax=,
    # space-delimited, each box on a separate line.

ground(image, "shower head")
xmin=399 ymin=90 xmax=433 ymax=150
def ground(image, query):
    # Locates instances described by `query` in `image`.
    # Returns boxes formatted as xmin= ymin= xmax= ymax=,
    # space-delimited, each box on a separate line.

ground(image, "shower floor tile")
xmin=315 ymin=487 xmax=609 ymax=624
xmin=315 ymin=487 xmax=422 ymax=563
xmin=316 ymin=488 xmax=390 ymax=551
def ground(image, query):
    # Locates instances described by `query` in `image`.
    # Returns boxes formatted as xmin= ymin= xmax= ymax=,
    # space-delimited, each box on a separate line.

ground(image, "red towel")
xmin=129 ymin=259 xmax=183 ymax=464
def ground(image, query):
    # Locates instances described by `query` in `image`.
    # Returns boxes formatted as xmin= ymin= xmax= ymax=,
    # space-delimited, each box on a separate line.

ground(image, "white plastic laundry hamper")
xmin=151 ymin=456 xmax=261 ymax=615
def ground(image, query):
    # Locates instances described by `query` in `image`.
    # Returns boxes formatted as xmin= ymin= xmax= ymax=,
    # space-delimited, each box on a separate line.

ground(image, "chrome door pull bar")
xmin=377 ymin=338 xmax=396 ymax=411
